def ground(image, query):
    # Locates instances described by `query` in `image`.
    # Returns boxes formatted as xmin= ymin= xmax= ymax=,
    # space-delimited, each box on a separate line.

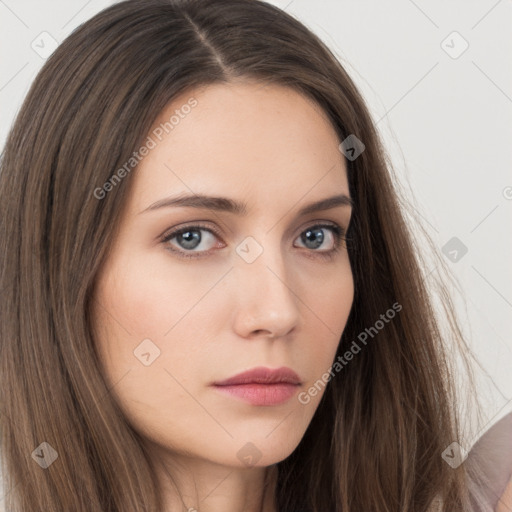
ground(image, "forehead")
xmin=128 ymin=81 xmax=349 ymax=214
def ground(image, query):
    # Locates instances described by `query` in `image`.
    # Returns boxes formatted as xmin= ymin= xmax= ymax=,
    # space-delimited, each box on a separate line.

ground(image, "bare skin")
xmin=92 ymin=80 xmax=354 ymax=512
xmin=496 ymin=476 xmax=512 ymax=512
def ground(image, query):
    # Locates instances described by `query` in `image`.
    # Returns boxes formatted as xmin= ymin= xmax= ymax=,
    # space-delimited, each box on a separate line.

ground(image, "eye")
xmin=293 ymin=223 xmax=346 ymax=259
xmin=160 ymin=222 xmax=347 ymax=260
xmin=161 ymin=222 xmax=223 ymax=258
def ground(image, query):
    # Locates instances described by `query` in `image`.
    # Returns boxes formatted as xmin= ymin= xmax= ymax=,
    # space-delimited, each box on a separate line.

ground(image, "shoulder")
xmin=496 ymin=475 xmax=512 ymax=512
xmin=466 ymin=411 xmax=512 ymax=511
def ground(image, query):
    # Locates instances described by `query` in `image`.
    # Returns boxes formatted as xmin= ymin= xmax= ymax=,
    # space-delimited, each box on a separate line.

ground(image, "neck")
xmin=151 ymin=450 xmax=279 ymax=512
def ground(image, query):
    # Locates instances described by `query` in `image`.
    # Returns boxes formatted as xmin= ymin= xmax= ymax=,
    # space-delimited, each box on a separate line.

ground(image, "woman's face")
xmin=92 ymin=81 xmax=354 ymax=469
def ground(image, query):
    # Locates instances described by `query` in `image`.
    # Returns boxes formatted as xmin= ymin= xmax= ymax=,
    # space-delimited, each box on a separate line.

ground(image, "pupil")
xmin=176 ymin=228 xmax=326 ymax=251
xmin=179 ymin=230 xmax=201 ymax=249
xmin=304 ymin=228 xmax=324 ymax=249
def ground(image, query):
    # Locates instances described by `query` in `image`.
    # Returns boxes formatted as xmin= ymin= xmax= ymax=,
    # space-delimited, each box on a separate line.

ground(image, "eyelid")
xmin=160 ymin=219 xmax=344 ymax=239
xmin=160 ymin=220 xmax=221 ymax=240
xmin=160 ymin=220 xmax=347 ymax=259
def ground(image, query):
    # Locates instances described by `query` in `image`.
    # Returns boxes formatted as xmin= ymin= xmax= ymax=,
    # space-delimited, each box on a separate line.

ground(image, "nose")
xmin=230 ymin=239 xmax=301 ymax=340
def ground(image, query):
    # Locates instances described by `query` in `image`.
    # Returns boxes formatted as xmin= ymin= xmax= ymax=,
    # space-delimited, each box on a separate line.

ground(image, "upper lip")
xmin=213 ymin=366 xmax=302 ymax=386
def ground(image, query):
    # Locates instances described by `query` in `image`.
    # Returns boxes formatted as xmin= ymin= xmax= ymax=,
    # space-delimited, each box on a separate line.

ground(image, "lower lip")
xmin=212 ymin=383 xmax=299 ymax=406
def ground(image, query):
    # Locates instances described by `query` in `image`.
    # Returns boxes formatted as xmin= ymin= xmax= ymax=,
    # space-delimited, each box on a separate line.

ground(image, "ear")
xmin=496 ymin=475 xmax=512 ymax=512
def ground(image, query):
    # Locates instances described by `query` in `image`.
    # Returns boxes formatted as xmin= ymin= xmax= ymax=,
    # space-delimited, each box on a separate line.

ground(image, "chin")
xmin=215 ymin=432 xmax=304 ymax=469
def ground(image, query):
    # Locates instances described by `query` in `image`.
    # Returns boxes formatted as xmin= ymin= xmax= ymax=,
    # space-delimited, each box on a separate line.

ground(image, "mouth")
xmin=211 ymin=366 xmax=302 ymax=406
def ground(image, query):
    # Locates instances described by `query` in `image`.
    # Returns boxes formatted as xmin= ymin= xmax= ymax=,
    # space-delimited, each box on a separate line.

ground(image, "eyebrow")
xmin=140 ymin=192 xmax=354 ymax=216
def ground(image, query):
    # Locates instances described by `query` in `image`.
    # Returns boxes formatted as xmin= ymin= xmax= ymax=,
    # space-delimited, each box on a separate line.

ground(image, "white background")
xmin=1 ymin=0 xmax=511 ymax=504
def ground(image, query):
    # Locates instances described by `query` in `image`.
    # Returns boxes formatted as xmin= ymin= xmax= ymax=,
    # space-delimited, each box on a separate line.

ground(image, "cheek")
xmin=300 ymin=264 xmax=354 ymax=382
xmin=307 ymin=259 xmax=354 ymax=336
xmin=92 ymin=248 xmax=231 ymax=385
xmin=327 ymin=269 xmax=353 ymax=330
xmin=91 ymin=253 xmax=219 ymax=442
xmin=96 ymin=248 xmax=220 ymax=340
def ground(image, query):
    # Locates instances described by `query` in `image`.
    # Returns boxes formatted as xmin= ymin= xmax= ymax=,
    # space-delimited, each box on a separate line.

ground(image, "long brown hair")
xmin=0 ymin=0 xmax=488 ymax=510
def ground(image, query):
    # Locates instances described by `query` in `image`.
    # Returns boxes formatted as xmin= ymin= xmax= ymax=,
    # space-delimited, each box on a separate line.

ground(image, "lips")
xmin=211 ymin=366 xmax=302 ymax=406
xmin=212 ymin=366 xmax=302 ymax=386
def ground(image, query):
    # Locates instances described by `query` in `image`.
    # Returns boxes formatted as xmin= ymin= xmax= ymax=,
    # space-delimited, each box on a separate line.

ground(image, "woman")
xmin=0 ymin=0 xmax=494 ymax=510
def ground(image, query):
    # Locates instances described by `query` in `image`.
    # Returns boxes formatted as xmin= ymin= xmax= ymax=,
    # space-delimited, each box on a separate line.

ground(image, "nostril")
xmin=252 ymin=330 xmax=275 ymax=338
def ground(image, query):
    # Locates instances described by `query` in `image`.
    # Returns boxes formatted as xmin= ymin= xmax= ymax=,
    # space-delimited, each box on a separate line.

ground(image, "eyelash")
xmin=160 ymin=221 xmax=348 ymax=261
